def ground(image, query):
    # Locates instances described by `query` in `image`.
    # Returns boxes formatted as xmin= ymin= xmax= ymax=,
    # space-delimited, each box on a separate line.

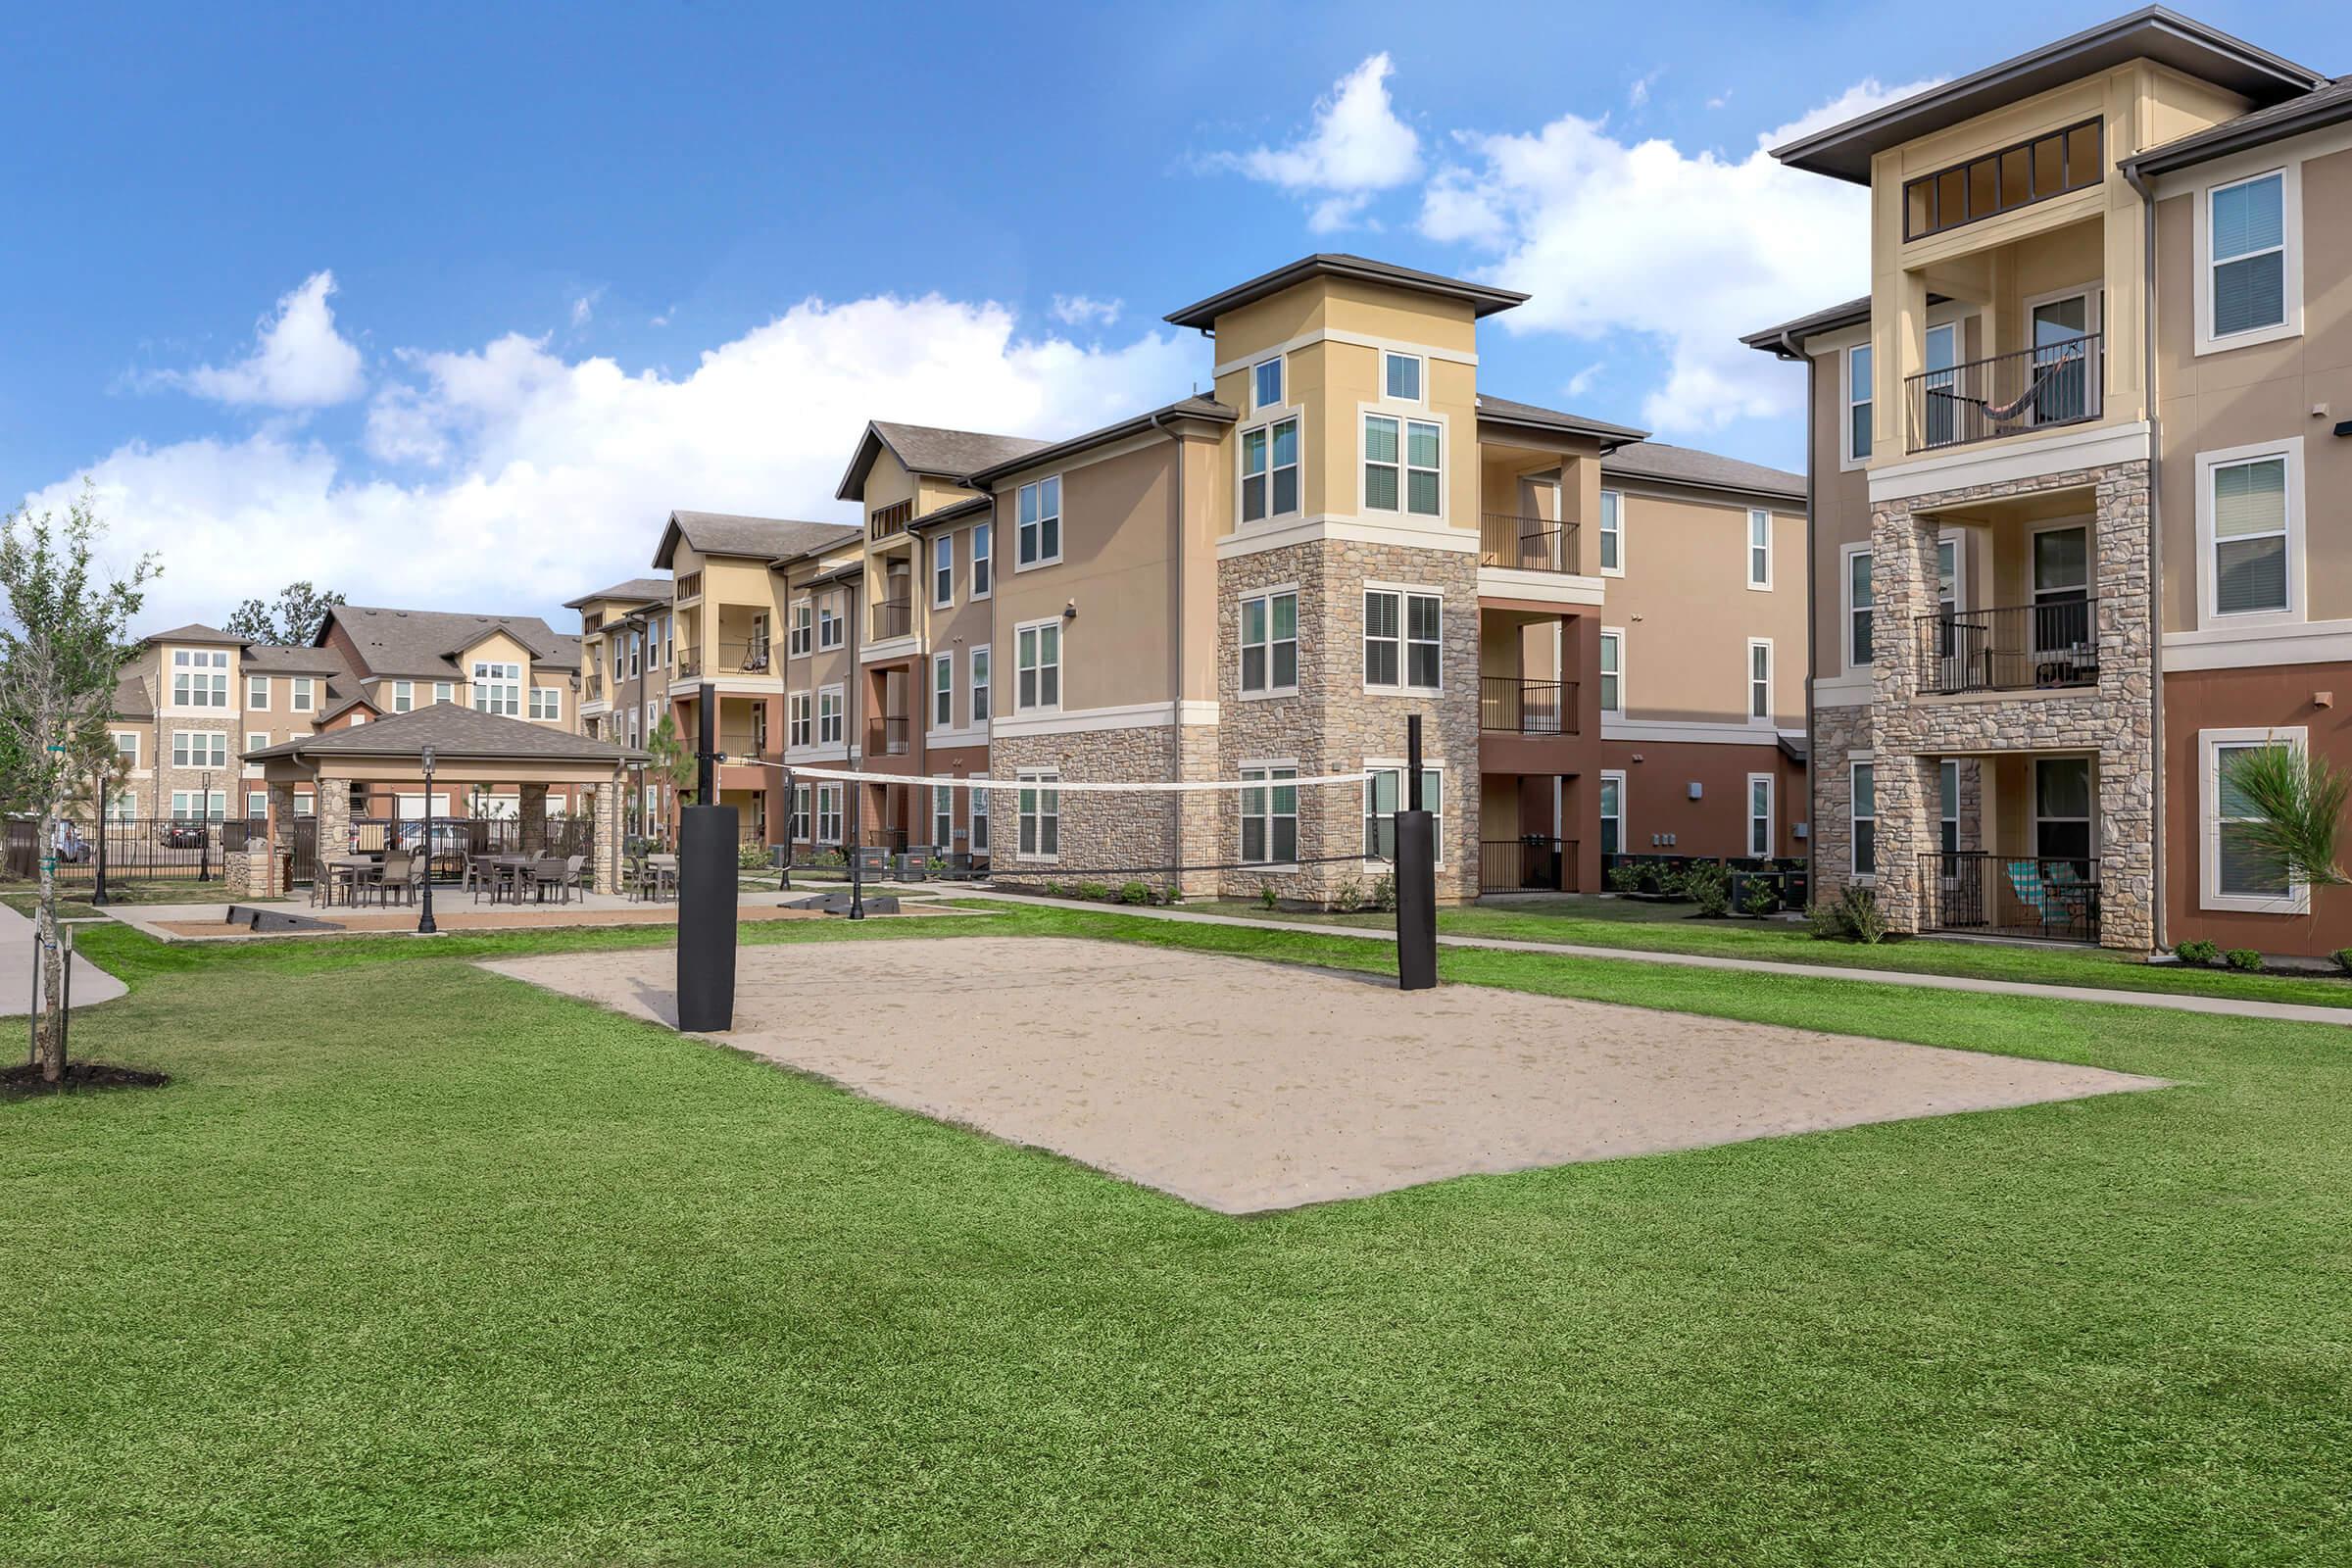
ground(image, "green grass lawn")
xmin=5 ymin=907 xmax=2348 ymax=1565
xmin=0 ymin=878 xmax=267 ymax=922
xmin=1187 ymin=893 xmax=2352 ymax=1008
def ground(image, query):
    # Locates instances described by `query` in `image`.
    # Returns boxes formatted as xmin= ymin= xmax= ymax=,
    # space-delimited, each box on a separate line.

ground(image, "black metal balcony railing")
xmin=1915 ymin=598 xmax=2097 ymax=695
xmin=1906 ymin=333 xmax=2101 ymax=453
xmin=718 ymin=639 xmax=771 ymax=675
xmin=1479 ymin=677 xmax=1578 ymax=735
xmin=866 ymin=715 xmax=909 ymax=757
xmin=874 ymin=599 xmax=911 ymax=640
xmin=1478 ymin=838 xmax=1580 ymax=895
xmin=1920 ymin=853 xmax=2100 ymax=944
xmin=1480 ymin=513 xmax=1579 ymax=574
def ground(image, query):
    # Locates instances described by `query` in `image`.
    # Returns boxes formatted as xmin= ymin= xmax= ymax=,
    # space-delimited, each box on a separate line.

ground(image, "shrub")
xmin=1258 ymin=881 xmax=1280 ymax=910
xmin=1118 ymin=879 xmax=1150 ymax=905
xmin=2335 ymin=948 xmax=2352 ymax=975
xmin=1804 ymin=901 xmax=1848 ymax=941
xmin=1333 ymin=878 xmax=1365 ymax=912
xmin=1740 ymin=876 xmax=1781 ymax=918
xmin=1043 ymin=880 xmax=1065 ymax=898
xmin=1842 ymin=887 xmax=1891 ymax=945
xmin=1372 ymin=871 xmax=1397 ymax=912
xmin=1163 ymin=884 xmax=1186 ymax=905
xmin=925 ymin=857 xmax=947 ymax=874
xmin=2225 ymin=948 xmax=2265 ymax=972
xmin=1681 ymin=860 xmax=1731 ymax=917
xmin=813 ymin=849 xmax=845 ymax=868
xmin=736 ymin=842 xmax=770 ymax=870
xmin=1079 ymin=881 xmax=1111 ymax=902
xmin=2173 ymin=939 xmax=2220 ymax=965
xmin=1606 ymin=863 xmax=1642 ymax=894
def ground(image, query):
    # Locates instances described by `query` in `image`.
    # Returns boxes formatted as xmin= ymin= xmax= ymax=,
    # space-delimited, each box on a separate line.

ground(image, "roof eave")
xmin=1162 ymin=254 xmax=1531 ymax=329
xmin=2123 ymin=89 xmax=2352 ymax=178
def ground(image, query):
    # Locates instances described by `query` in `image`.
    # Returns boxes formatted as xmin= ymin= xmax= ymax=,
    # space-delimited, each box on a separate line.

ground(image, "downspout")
xmin=1151 ymin=409 xmax=1186 ymax=880
xmin=1778 ymin=326 xmax=1819 ymax=900
xmin=2125 ymin=160 xmax=2167 ymax=951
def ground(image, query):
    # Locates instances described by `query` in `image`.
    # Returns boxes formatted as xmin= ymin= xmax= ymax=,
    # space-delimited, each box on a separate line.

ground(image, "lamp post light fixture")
xmin=196 ymin=769 xmax=213 ymax=882
xmin=417 ymin=746 xmax=438 ymax=935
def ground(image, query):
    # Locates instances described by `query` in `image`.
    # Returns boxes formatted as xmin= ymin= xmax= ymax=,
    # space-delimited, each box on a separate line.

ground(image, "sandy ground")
xmin=485 ymin=935 xmax=2167 ymax=1214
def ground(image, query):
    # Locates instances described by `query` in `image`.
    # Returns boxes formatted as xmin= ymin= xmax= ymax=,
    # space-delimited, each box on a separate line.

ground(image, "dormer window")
xmin=1902 ymin=120 xmax=2100 ymax=241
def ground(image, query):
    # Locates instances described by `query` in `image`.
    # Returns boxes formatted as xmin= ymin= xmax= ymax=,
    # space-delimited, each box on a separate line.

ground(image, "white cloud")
xmin=1051 ymin=294 xmax=1124 ymax=329
xmin=649 ymin=305 xmax=676 ymax=327
xmin=36 ymin=289 xmax=1199 ymax=637
xmin=1628 ymin=70 xmax=1662 ymax=110
xmin=1418 ymin=76 xmax=1939 ymax=435
xmin=569 ymin=291 xmax=601 ymax=328
xmin=143 ymin=270 xmax=366 ymax=410
xmin=1211 ymin=53 xmax=1421 ymax=229
xmin=1563 ymin=362 xmax=1604 ymax=399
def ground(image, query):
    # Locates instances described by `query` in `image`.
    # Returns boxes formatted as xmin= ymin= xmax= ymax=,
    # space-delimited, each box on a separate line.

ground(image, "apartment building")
xmin=569 ymin=576 xmax=674 ymax=831
xmin=603 ymin=254 xmax=1802 ymax=900
xmin=108 ymin=605 xmax=584 ymax=824
xmin=1745 ymin=7 xmax=2352 ymax=953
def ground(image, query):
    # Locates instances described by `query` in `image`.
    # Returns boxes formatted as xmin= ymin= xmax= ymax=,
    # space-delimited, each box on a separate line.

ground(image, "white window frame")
xmin=931 ymin=531 xmax=955 ymax=610
xmin=1239 ymin=414 xmax=1302 ymax=525
xmin=1842 ymin=341 xmax=1873 ymax=468
xmin=1239 ymin=760 xmax=1299 ymax=868
xmin=171 ymin=649 xmax=230 ymax=710
xmin=1360 ymin=412 xmax=1445 ymax=521
xmin=1361 ymin=760 xmax=1446 ymax=869
xmin=1841 ymin=545 xmax=1874 ymax=674
xmin=244 ymin=731 xmax=269 ymax=760
xmin=2200 ymin=726 xmax=2311 ymax=914
xmin=817 ymin=595 xmax=844 ymax=651
xmin=172 ymin=730 xmax=227 ymax=769
xmin=791 ymin=783 xmax=811 ymax=843
xmin=171 ymin=789 xmax=227 ymax=821
xmin=1746 ymin=638 xmax=1773 ymax=723
xmin=434 ymin=680 xmax=454 ymax=706
xmin=1745 ymin=507 xmax=1773 ymax=590
xmin=1015 ymin=768 xmax=1060 ymax=862
xmin=969 ymin=646 xmax=991 ymax=724
xmin=246 ymin=674 xmax=270 ymax=710
xmin=529 ymin=686 xmax=562 ymax=720
xmin=2194 ymin=162 xmax=2302 ymax=356
xmin=112 ymin=731 xmax=140 ymax=769
xmin=816 ymin=684 xmax=844 ymax=747
xmin=247 ymin=788 xmax=268 ymax=818
xmin=1014 ymin=617 xmax=1062 ymax=714
xmin=969 ymin=786 xmax=989 ymax=853
xmin=790 ymin=599 xmax=813 ymax=657
xmin=1849 ymin=756 xmax=1877 ymax=883
xmin=1238 ymin=586 xmax=1299 ymax=699
xmin=931 ymin=652 xmax=954 ymax=730
xmin=1016 ymin=475 xmax=1062 ymax=570
xmin=391 ymin=680 xmax=414 ymax=714
xmin=471 ymin=661 xmax=521 ymax=716
xmin=1746 ymin=773 xmax=1775 ymax=858
xmin=1598 ymin=628 xmax=1624 ymax=716
xmin=1599 ymin=769 xmax=1626 ymax=858
xmin=1251 ymin=356 xmax=1284 ymax=412
xmin=788 ymin=691 xmax=812 ymax=749
xmin=1382 ymin=350 xmax=1423 ymax=404
xmin=2195 ymin=436 xmax=2304 ymax=628
xmin=1362 ymin=585 xmax=1443 ymax=695
xmin=814 ymin=783 xmax=843 ymax=845
xmin=932 ymin=783 xmax=955 ymax=849
xmin=1597 ymin=489 xmax=1624 ymax=577
xmin=971 ymin=522 xmax=992 ymax=601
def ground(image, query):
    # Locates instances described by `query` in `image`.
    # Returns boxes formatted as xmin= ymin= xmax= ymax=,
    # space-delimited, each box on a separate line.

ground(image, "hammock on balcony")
xmin=1945 ymin=341 xmax=2089 ymax=428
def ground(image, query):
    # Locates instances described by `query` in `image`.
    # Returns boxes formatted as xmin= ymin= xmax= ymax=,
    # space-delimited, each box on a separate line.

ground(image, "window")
xmin=2204 ymin=729 xmax=2307 ymax=913
xmin=612 ymin=638 xmax=624 ymax=679
xmin=1017 ymin=476 xmax=1061 ymax=567
xmin=293 ymin=794 xmax=314 ymax=817
xmin=244 ymin=731 xmax=268 ymax=760
xmin=791 ymin=783 xmax=811 ymax=843
xmin=170 ymin=790 xmax=227 ymax=820
xmin=529 ymin=687 xmax=562 ymax=720
xmin=1363 ymin=588 xmax=1440 ymax=691
xmin=1017 ymin=770 xmax=1059 ymax=859
xmin=472 ymin=662 xmax=520 ymax=716
xmin=246 ymin=674 xmax=270 ymax=710
xmin=2032 ymin=525 xmax=2091 ymax=655
xmin=1598 ymin=630 xmax=1623 ymax=715
xmin=1747 ymin=640 xmax=1772 ymax=721
xmin=2201 ymin=444 xmax=2297 ymax=621
xmin=1851 ymin=761 xmax=1877 ymax=878
xmin=1252 ymin=357 xmax=1283 ymax=411
xmin=112 ymin=731 xmax=139 ymax=767
xmin=1940 ymin=760 xmax=1962 ymax=856
xmin=1845 ymin=344 xmax=1873 ymax=464
xmin=970 ymin=647 xmax=991 ymax=723
xmin=788 ymin=692 xmax=812 ymax=748
xmin=348 ymin=712 xmax=367 ymax=725
xmin=1597 ymin=490 xmax=1623 ymax=574
xmin=932 ymin=532 xmax=955 ymax=608
xmin=1902 ymin=118 xmax=2100 ymax=239
xmin=629 ymin=630 xmax=643 ymax=677
xmin=392 ymin=680 xmax=414 ymax=713
xmin=1845 ymin=549 xmax=1874 ymax=670
xmin=970 ymin=787 xmax=989 ymax=853
xmin=1240 ymin=765 xmax=1298 ymax=865
xmin=1016 ymin=621 xmax=1061 ymax=711
xmin=1363 ymin=414 xmax=1441 ymax=516
xmin=1383 ymin=351 xmax=1421 ymax=402
xmin=172 ymin=731 xmax=227 ymax=768
xmin=2034 ymin=757 xmax=2093 ymax=863
xmin=817 ymin=596 xmax=843 ymax=650
xmin=933 ymin=784 xmax=955 ymax=848
xmin=817 ymin=686 xmax=843 ymax=746
xmin=971 ymin=523 xmax=992 ymax=599
xmin=1241 ymin=417 xmax=1300 ymax=522
xmin=1599 ymin=770 xmax=1625 ymax=857
xmin=247 ymin=789 xmax=267 ymax=818
xmin=1240 ymin=589 xmax=1298 ymax=696
xmin=1746 ymin=508 xmax=1772 ymax=589
xmin=1747 ymin=774 xmax=1774 ymax=858
xmin=435 ymin=681 xmax=454 ymax=706
xmin=747 ymin=613 xmax=769 ymax=667
xmin=815 ymin=784 xmax=843 ymax=844
xmin=790 ymin=600 xmax=813 ymax=657
xmin=172 ymin=649 xmax=229 ymax=708
xmin=932 ymin=653 xmax=954 ymax=728
xmin=1362 ymin=767 xmax=1442 ymax=863
xmin=2208 ymin=170 xmax=2289 ymax=342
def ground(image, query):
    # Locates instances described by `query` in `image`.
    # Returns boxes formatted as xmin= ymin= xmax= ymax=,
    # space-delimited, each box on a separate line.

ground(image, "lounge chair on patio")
xmin=2003 ymin=858 xmax=2097 ymax=938
xmin=373 ymin=851 xmax=414 ymax=907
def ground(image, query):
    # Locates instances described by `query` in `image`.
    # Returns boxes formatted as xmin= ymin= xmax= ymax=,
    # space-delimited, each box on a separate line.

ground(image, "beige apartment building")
xmin=605 ymin=254 xmax=1802 ymax=900
xmin=1747 ymin=7 xmax=2352 ymax=953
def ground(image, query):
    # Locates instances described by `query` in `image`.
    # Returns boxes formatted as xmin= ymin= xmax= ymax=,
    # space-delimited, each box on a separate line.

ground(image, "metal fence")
xmin=3 ymin=816 xmax=261 ymax=885
xmin=1919 ymin=852 xmax=2099 ymax=944
xmin=1478 ymin=837 xmax=1580 ymax=895
xmin=1915 ymin=598 xmax=2097 ymax=694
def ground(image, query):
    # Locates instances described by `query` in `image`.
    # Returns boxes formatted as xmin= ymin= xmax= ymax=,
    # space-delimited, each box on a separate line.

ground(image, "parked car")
xmin=391 ymin=820 xmax=473 ymax=857
xmin=156 ymin=821 xmax=206 ymax=849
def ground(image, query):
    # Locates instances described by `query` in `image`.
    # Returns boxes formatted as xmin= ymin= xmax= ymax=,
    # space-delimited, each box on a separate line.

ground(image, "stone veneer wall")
xmin=1865 ymin=459 xmax=2155 ymax=950
xmin=989 ymin=724 xmax=1204 ymax=894
xmin=1812 ymin=704 xmax=1982 ymax=906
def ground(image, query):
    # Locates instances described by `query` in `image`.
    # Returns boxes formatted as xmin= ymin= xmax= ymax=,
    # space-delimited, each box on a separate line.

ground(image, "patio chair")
xmin=519 ymin=856 xmax=569 ymax=905
xmin=374 ymin=851 xmax=414 ymax=907
xmin=466 ymin=855 xmax=497 ymax=904
xmin=644 ymin=854 xmax=679 ymax=903
xmin=2002 ymin=859 xmax=2095 ymax=937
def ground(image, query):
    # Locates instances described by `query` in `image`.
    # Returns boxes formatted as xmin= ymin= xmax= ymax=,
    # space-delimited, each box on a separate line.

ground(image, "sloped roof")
xmin=835 ymin=419 xmax=1051 ymax=501
xmin=1602 ymin=440 xmax=1805 ymax=502
xmin=240 ymin=644 xmax=350 ymax=675
xmin=1740 ymin=296 xmax=1872 ymax=357
xmin=563 ymin=576 xmax=671 ymax=610
xmin=964 ymin=395 xmax=1238 ymax=486
xmin=112 ymin=673 xmax=153 ymax=720
xmin=543 ymin=634 xmax=581 ymax=672
xmin=653 ymin=512 xmax=858 ymax=568
xmin=1163 ymin=253 xmax=1529 ymax=329
xmin=323 ymin=606 xmax=570 ymax=678
xmin=246 ymin=702 xmax=644 ymax=764
xmin=1475 ymin=395 xmax=1648 ymax=449
xmin=142 ymin=621 xmax=244 ymax=648
xmin=2124 ymin=73 xmax=2352 ymax=177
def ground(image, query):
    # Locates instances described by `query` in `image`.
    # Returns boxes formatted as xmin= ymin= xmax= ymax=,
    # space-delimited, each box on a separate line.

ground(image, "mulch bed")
xmin=1 ymin=1060 xmax=171 ymax=1100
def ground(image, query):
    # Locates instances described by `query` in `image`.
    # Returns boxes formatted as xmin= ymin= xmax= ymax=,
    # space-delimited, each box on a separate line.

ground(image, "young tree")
xmin=2224 ymin=741 xmax=2351 ymax=905
xmin=644 ymin=713 xmax=696 ymax=839
xmin=0 ymin=491 xmax=157 ymax=1085
xmin=223 ymin=580 xmax=343 ymax=646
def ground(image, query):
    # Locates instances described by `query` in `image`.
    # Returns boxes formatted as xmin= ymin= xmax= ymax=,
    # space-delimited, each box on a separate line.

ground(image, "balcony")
xmin=1919 ymin=852 xmax=2099 ymax=945
xmin=1905 ymin=334 xmax=2101 ymax=454
xmin=1478 ymin=837 xmax=1580 ymax=895
xmin=583 ymin=675 xmax=603 ymax=703
xmin=866 ymin=714 xmax=910 ymax=758
xmin=873 ymin=599 xmax=911 ymax=641
xmin=717 ymin=639 xmax=772 ymax=675
xmin=1480 ymin=513 xmax=1579 ymax=574
xmin=1914 ymin=599 xmax=2096 ymax=696
xmin=1479 ymin=677 xmax=1577 ymax=735
xmin=676 ymin=649 xmax=703 ymax=680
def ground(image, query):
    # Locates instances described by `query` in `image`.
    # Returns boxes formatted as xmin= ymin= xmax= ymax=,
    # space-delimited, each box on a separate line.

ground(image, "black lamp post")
xmin=196 ymin=769 xmax=213 ymax=882
xmin=417 ymin=746 xmax=438 ymax=934
xmin=91 ymin=773 xmax=110 ymax=907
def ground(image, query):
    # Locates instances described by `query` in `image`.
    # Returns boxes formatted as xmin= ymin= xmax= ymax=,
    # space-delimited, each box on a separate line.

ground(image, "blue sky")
xmin=6 ymin=0 xmax=2344 ymax=634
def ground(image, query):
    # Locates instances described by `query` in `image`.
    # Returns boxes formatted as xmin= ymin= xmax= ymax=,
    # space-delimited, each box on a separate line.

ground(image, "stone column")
xmin=1867 ymin=498 xmax=1943 ymax=932
xmin=264 ymin=780 xmax=296 ymax=898
xmin=591 ymin=775 xmax=621 ymax=895
xmin=318 ymin=772 xmax=354 ymax=857
xmin=519 ymin=782 xmax=549 ymax=855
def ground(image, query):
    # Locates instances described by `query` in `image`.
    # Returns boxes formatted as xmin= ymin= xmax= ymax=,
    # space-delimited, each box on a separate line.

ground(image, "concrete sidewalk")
xmin=0 ymin=904 xmax=125 ymax=1014
xmin=953 ymin=890 xmax=2352 ymax=1029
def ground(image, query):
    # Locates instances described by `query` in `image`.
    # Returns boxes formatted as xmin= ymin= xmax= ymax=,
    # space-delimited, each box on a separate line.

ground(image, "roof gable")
xmin=652 ymin=512 xmax=858 ymax=568
xmin=834 ymin=420 xmax=1050 ymax=502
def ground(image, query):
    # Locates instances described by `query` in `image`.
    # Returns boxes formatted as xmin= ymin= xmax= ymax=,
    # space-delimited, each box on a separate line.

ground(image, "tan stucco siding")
xmin=1604 ymin=486 xmax=1805 ymax=726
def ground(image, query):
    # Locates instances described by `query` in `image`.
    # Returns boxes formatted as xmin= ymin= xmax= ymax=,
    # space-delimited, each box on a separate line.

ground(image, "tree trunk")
xmin=33 ymin=803 xmax=65 ymax=1084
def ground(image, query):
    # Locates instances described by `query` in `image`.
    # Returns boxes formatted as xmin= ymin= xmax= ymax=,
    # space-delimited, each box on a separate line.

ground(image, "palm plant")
xmin=2223 ymin=742 xmax=2351 ymax=893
